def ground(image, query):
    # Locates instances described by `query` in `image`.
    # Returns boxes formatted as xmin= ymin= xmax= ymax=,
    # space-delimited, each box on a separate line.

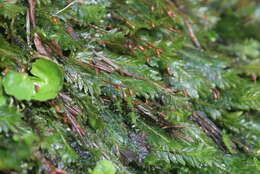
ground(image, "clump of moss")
xmin=0 ymin=0 xmax=260 ymax=173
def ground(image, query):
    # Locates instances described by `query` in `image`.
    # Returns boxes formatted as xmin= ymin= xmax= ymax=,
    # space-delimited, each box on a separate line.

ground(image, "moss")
xmin=0 ymin=0 xmax=260 ymax=173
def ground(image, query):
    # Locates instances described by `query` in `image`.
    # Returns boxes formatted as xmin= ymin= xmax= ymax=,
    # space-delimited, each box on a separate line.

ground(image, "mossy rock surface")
xmin=0 ymin=0 xmax=260 ymax=173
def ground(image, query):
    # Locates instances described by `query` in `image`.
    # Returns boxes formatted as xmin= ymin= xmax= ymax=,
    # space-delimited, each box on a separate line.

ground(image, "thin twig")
xmin=94 ymin=52 xmax=119 ymax=69
xmin=165 ymin=0 xmax=202 ymax=50
xmin=26 ymin=9 xmax=31 ymax=47
xmin=28 ymin=0 xmax=36 ymax=27
xmin=140 ymin=122 xmax=170 ymax=143
xmin=93 ymin=52 xmax=177 ymax=94
xmin=56 ymin=0 xmax=78 ymax=15
xmin=184 ymin=20 xmax=202 ymax=50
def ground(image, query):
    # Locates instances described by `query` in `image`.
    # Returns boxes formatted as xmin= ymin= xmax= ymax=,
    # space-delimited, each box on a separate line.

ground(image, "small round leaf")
xmin=3 ymin=72 xmax=35 ymax=101
xmin=30 ymin=59 xmax=64 ymax=101
xmin=2 ymin=59 xmax=64 ymax=101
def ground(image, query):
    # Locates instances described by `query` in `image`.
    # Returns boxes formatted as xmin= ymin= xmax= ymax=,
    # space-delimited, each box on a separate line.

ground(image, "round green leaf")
xmin=2 ymin=72 xmax=35 ymax=101
xmin=2 ymin=58 xmax=64 ymax=101
xmin=30 ymin=59 xmax=64 ymax=101
xmin=91 ymin=160 xmax=116 ymax=174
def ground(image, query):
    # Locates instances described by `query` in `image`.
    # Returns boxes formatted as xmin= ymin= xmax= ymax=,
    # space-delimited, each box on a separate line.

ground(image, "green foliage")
xmin=3 ymin=71 xmax=35 ymax=100
xmin=0 ymin=106 xmax=37 ymax=170
xmin=76 ymin=4 xmax=106 ymax=25
xmin=3 ymin=59 xmax=64 ymax=101
xmin=90 ymin=160 xmax=116 ymax=174
xmin=30 ymin=59 xmax=64 ymax=101
xmin=0 ymin=1 xmax=25 ymax=19
xmin=0 ymin=0 xmax=260 ymax=173
xmin=0 ymin=83 xmax=7 ymax=106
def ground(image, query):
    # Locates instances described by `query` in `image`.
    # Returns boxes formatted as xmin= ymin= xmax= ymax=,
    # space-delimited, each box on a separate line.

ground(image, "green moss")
xmin=0 ymin=0 xmax=260 ymax=173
